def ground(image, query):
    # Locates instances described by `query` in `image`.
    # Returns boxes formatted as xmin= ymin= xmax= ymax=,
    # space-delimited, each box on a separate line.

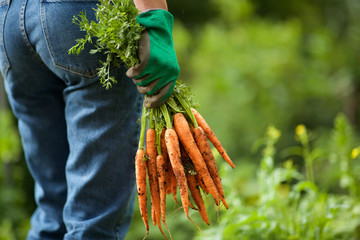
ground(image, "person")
xmin=0 ymin=0 xmax=179 ymax=238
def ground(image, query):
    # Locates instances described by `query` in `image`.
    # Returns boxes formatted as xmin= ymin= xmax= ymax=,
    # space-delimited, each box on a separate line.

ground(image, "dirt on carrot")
xmin=135 ymin=149 xmax=149 ymax=236
xmin=191 ymin=108 xmax=235 ymax=168
xmin=164 ymin=128 xmax=189 ymax=217
xmin=193 ymin=126 xmax=228 ymax=209
xmin=173 ymin=113 xmax=220 ymax=205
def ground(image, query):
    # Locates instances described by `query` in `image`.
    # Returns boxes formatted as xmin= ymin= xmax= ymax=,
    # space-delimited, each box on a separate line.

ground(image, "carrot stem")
xmin=154 ymin=108 xmax=163 ymax=155
xmin=166 ymin=96 xmax=183 ymax=113
xmin=149 ymin=108 xmax=155 ymax=129
xmin=138 ymin=102 xmax=148 ymax=150
xmin=160 ymin=104 xmax=172 ymax=129
xmin=174 ymin=92 xmax=198 ymax=128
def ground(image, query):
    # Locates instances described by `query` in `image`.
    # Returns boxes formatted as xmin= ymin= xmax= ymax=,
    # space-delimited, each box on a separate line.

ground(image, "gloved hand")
xmin=126 ymin=9 xmax=180 ymax=108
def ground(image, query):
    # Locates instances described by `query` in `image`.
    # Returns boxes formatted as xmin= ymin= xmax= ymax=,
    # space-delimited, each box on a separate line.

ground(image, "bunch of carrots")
xmin=68 ymin=1 xmax=235 ymax=238
xmin=135 ymin=83 xmax=235 ymax=239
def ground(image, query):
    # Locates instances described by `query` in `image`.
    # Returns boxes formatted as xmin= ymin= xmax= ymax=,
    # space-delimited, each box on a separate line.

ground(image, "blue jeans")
xmin=0 ymin=0 xmax=143 ymax=239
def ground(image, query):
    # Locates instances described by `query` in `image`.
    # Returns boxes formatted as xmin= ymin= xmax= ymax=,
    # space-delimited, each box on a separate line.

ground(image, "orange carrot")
xmin=181 ymin=145 xmax=208 ymax=196
xmin=151 ymin=203 xmax=156 ymax=226
xmin=180 ymin=148 xmax=197 ymax=211
xmin=160 ymin=129 xmax=171 ymax=194
xmin=170 ymin=170 xmax=178 ymax=203
xmin=191 ymin=108 xmax=235 ymax=168
xmin=180 ymin=136 xmax=209 ymax=196
xmin=156 ymin=154 xmax=168 ymax=226
xmin=135 ymin=149 xmax=149 ymax=236
xmin=146 ymin=128 xmax=158 ymax=226
xmin=173 ymin=113 xmax=220 ymax=205
xmin=193 ymin=126 xmax=228 ymax=209
xmin=186 ymin=173 xmax=210 ymax=225
xmin=196 ymin=172 xmax=209 ymax=195
xmin=146 ymin=128 xmax=166 ymax=238
xmin=164 ymin=128 xmax=189 ymax=217
xmin=165 ymin=158 xmax=178 ymax=203
xmin=188 ymin=197 xmax=198 ymax=210
xmin=166 ymin=164 xmax=173 ymax=194
xmin=166 ymin=164 xmax=176 ymax=198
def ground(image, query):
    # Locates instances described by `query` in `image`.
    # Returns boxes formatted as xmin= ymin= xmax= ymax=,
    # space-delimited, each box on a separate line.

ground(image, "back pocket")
xmin=40 ymin=0 xmax=106 ymax=77
xmin=0 ymin=0 xmax=10 ymax=77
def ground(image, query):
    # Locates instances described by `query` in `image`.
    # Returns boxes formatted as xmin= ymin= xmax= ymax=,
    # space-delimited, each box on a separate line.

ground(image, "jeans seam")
xmin=40 ymin=0 xmax=98 ymax=78
xmin=20 ymin=0 xmax=43 ymax=63
xmin=1 ymin=0 xmax=10 ymax=77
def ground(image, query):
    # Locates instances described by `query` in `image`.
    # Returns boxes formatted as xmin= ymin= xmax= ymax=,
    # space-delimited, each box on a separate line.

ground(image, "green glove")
xmin=126 ymin=9 xmax=180 ymax=108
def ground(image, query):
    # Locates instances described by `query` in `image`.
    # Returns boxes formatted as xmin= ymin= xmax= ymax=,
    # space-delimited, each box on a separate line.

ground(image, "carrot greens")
xmin=68 ymin=0 xmax=144 ymax=89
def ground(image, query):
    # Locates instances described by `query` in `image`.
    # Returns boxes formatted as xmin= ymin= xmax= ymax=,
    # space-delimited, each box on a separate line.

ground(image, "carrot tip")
xmin=186 ymin=215 xmax=210 ymax=237
xmin=163 ymin=220 xmax=173 ymax=240
xmin=142 ymin=231 xmax=149 ymax=240
xmin=158 ymin=225 xmax=169 ymax=240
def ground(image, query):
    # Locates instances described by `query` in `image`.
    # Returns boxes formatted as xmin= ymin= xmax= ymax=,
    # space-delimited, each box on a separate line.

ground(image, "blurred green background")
xmin=1 ymin=0 xmax=360 ymax=239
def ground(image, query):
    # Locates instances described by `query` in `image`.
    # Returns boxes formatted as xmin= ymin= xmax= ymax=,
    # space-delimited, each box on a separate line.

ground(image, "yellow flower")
xmin=296 ymin=124 xmax=306 ymax=137
xmin=267 ymin=125 xmax=281 ymax=140
xmin=351 ymin=147 xmax=360 ymax=159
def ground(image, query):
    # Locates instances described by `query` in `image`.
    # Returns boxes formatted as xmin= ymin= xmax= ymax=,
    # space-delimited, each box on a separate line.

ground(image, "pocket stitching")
xmin=40 ymin=0 xmax=99 ymax=78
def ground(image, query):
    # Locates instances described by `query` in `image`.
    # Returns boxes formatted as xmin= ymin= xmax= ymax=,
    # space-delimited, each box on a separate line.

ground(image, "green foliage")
xmin=330 ymin=114 xmax=360 ymax=198
xmin=68 ymin=0 xmax=144 ymax=89
xmin=0 ymin=110 xmax=32 ymax=240
xmin=194 ymin=117 xmax=360 ymax=240
xmin=0 ymin=110 xmax=21 ymax=163
xmin=0 ymin=220 xmax=16 ymax=240
xmin=210 ymin=0 xmax=254 ymax=22
xmin=182 ymin=0 xmax=356 ymax=164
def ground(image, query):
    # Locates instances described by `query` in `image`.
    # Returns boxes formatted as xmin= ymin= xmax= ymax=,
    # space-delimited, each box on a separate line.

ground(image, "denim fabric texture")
xmin=1 ymin=0 xmax=143 ymax=239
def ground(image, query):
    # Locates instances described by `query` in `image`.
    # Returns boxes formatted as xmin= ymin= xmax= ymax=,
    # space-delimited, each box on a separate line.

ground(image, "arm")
xmin=133 ymin=0 xmax=168 ymax=12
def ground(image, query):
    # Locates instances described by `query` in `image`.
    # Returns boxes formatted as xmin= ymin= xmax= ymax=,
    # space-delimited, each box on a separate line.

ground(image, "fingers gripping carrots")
xmin=134 ymin=83 xmax=235 ymax=238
